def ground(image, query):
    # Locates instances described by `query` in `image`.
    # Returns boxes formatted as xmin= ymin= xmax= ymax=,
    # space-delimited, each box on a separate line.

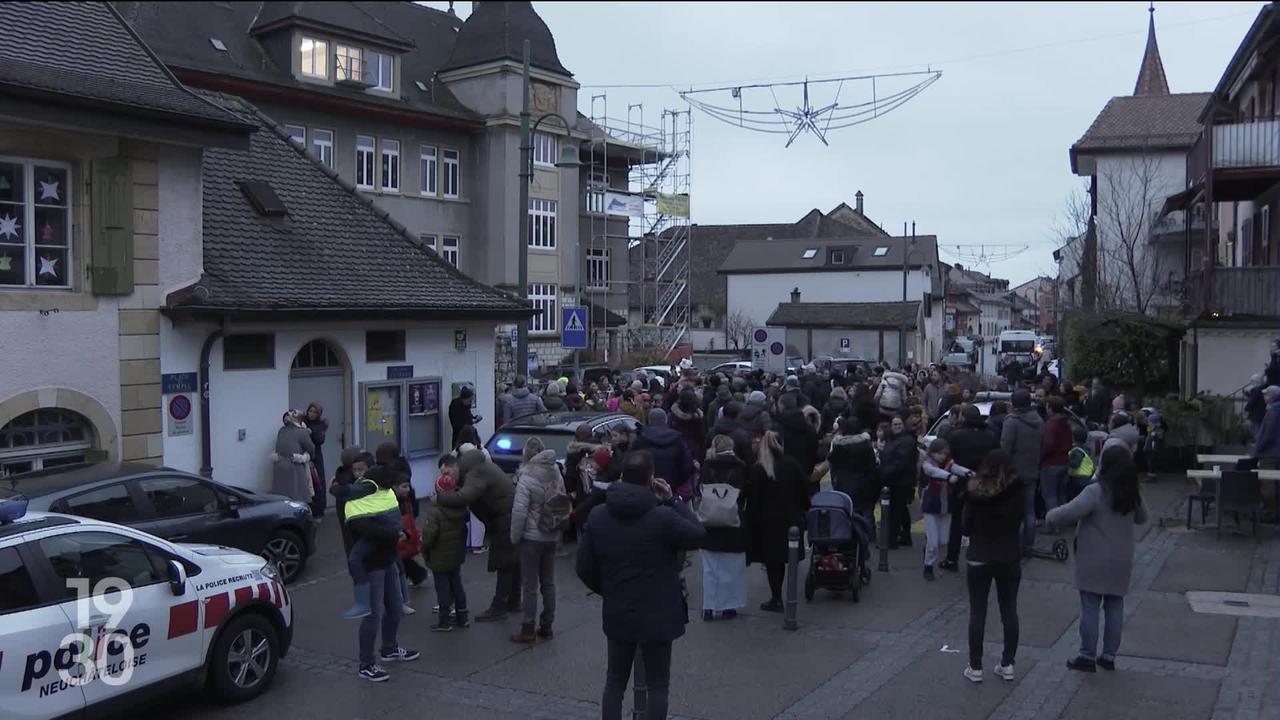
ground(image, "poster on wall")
xmin=604 ymin=191 xmax=643 ymax=217
xmin=409 ymin=381 xmax=439 ymax=416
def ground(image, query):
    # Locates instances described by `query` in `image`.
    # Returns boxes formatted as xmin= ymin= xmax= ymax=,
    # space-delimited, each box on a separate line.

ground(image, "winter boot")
xmin=511 ymin=623 xmax=537 ymax=644
xmin=454 ymin=609 xmax=471 ymax=628
xmin=344 ymin=583 xmax=372 ymax=620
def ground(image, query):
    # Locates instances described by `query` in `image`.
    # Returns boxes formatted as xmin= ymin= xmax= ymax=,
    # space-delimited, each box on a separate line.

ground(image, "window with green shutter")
xmin=91 ymin=158 xmax=133 ymax=295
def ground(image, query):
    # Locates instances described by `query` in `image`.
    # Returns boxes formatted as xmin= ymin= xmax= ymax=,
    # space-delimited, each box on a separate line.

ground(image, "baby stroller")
xmin=804 ymin=491 xmax=873 ymax=602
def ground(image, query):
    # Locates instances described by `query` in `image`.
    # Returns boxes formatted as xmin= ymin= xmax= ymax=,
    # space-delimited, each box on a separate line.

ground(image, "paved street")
xmin=149 ymin=477 xmax=1280 ymax=720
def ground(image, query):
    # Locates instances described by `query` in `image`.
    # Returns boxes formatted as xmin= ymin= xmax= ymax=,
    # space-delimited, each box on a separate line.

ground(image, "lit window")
xmin=369 ymin=51 xmax=393 ymax=91
xmin=312 ymin=128 xmax=334 ymax=167
xmin=355 ymin=135 xmax=375 ymax=189
xmin=381 ymin=139 xmax=400 ymax=192
xmin=335 ymin=44 xmax=363 ymax=82
xmin=0 ymin=158 xmax=72 ymax=288
xmin=873 ymin=246 xmax=889 ymax=256
xmin=284 ymin=125 xmax=305 ymax=146
xmin=533 ymin=132 xmax=557 ymax=166
xmin=587 ymin=247 xmax=610 ymax=289
xmin=442 ymin=149 xmax=459 ymax=198
xmin=528 ymin=283 xmax=557 ymax=334
xmin=528 ymin=198 xmax=557 ymax=249
xmin=440 ymin=236 xmax=460 ymax=268
xmin=300 ymin=36 xmax=328 ymax=78
xmin=420 ymin=145 xmax=437 ymax=195
xmin=802 ymin=249 xmax=817 ymax=259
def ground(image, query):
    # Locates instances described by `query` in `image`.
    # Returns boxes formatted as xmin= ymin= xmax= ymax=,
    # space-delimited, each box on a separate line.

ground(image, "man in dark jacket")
xmin=775 ymin=392 xmax=819 ymax=478
xmin=433 ymin=449 xmax=521 ymax=621
xmin=448 ymin=386 xmax=481 ymax=450
xmin=879 ymin=414 xmax=920 ymax=548
xmin=1000 ymin=390 xmax=1044 ymax=554
xmin=503 ymin=375 xmax=547 ymax=425
xmin=943 ymin=404 xmax=998 ymax=568
xmin=1083 ymin=377 xmax=1111 ymax=428
xmin=632 ymin=408 xmax=693 ymax=499
xmin=577 ymin=450 xmax=706 ymax=720
xmin=709 ymin=401 xmax=753 ymax=465
xmin=706 ymin=383 xmax=732 ymax=431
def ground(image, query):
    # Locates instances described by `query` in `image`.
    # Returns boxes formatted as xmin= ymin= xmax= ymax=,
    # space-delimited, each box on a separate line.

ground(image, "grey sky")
xmin=427 ymin=1 xmax=1262 ymax=285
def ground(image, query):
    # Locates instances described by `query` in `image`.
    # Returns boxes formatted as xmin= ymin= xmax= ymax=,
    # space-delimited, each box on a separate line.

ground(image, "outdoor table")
xmin=1197 ymin=454 xmax=1249 ymax=467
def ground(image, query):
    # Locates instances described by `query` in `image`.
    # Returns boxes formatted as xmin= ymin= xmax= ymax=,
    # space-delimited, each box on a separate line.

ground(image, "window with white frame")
xmin=300 ymin=36 xmax=327 ymax=78
xmin=312 ymin=128 xmax=334 ymax=167
xmin=533 ymin=132 xmax=557 ymax=166
xmin=420 ymin=233 xmax=437 ymax=254
xmin=0 ymin=158 xmax=71 ymax=288
xmin=284 ymin=125 xmax=305 ymax=146
xmin=529 ymin=283 xmax=557 ymax=334
xmin=420 ymin=145 xmax=437 ymax=195
xmin=0 ymin=408 xmax=94 ymax=476
xmin=381 ymin=139 xmax=400 ymax=192
xmin=335 ymin=44 xmax=363 ymax=82
xmin=355 ymin=135 xmax=376 ymax=189
xmin=528 ymin=198 xmax=557 ymax=249
xmin=440 ymin=236 xmax=460 ymax=268
xmin=587 ymin=247 xmax=609 ymax=289
xmin=442 ymin=149 xmax=459 ymax=197
xmin=369 ymin=51 xmax=393 ymax=91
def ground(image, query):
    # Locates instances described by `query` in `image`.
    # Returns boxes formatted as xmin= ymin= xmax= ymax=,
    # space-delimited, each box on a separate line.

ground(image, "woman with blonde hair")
xmin=744 ymin=431 xmax=810 ymax=612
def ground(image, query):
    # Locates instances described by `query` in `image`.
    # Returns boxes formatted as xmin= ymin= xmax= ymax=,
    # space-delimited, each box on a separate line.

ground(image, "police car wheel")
xmin=208 ymin=614 xmax=279 ymax=703
xmin=262 ymin=529 xmax=305 ymax=584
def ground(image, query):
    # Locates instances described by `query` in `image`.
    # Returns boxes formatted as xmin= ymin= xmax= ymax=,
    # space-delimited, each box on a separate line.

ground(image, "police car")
xmin=0 ymin=496 xmax=292 ymax=719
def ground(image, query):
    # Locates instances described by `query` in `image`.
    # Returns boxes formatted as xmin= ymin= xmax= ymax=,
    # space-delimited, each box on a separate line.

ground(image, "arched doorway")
xmin=289 ymin=339 xmax=349 ymax=483
xmin=0 ymin=408 xmax=98 ymax=476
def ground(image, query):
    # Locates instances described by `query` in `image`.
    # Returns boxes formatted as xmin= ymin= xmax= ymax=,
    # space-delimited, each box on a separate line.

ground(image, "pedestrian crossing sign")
xmin=562 ymin=306 xmax=587 ymax=349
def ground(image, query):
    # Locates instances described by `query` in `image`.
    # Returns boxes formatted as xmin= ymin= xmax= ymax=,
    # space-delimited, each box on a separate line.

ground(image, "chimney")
xmin=790 ymin=287 xmax=801 ymax=304
xmin=855 ymin=190 xmax=864 ymax=214
xmin=472 ymin=1 xmax=481 ymax=14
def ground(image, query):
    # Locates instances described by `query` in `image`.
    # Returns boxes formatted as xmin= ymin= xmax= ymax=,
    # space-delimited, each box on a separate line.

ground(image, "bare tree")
xmin=1095 ymin=152 xmax=1179 ymax=314
xmin=723 ymin=309 xmax=756 ymax=350
xmin=1052 ymin=182 xmax=1095 ymax=311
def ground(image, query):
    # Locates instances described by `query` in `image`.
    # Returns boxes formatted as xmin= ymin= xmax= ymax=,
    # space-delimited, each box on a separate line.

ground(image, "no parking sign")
xmin=167 ymin=393 xmax=193 ymax=437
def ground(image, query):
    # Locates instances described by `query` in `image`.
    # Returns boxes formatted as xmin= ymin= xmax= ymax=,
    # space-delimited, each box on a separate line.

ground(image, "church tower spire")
xmin=1134 ymin=2 xmax=1171 ymax=96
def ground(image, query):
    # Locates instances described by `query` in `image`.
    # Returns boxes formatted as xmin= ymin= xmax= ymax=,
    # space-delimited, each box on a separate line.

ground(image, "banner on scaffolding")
xmin=656 ymin=192 xmax=690 ymax=217
xmin=604 ymin=191 xmax=643 ymax=217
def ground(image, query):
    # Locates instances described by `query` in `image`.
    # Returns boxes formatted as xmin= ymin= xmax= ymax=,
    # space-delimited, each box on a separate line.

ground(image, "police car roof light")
xmin=0 ymin=495 xmax=30 ymax=524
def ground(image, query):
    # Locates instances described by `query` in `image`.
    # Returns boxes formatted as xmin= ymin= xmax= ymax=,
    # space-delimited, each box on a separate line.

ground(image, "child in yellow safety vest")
xmin=1064 ymin=430 xmax=1096 ymax=504
xmin=333 ymin=460 xmax=404 ymax=619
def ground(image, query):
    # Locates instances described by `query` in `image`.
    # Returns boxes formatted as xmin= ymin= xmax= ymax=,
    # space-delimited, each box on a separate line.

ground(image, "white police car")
xmin=0 ymin=496 xmax=292 ymax=719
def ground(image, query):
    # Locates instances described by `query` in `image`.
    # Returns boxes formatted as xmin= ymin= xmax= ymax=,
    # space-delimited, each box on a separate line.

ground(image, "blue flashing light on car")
xmin=495 ymin=436 xmax=513 ymax=451
xmin=0 ymin=495 xmax=29 ymax=524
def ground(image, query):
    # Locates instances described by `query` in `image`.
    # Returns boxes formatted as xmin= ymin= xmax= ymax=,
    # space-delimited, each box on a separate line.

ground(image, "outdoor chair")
xmin=1216 ymin=470 xmax=1262 ymax=539
xmin=1187 ymin=475 xmax=1216 ymax=529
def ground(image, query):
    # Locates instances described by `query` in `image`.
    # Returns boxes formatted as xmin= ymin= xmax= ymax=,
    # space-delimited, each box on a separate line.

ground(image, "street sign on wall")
xmin=562 ymin=306 xmax=587 ymax=349
xmin=751 ymin=327 xmax=786 ymax=373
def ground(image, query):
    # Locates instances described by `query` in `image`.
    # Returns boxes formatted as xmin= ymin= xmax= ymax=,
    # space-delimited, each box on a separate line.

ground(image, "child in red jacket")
xmin=394 ymin=478 xmax=422 ymax=614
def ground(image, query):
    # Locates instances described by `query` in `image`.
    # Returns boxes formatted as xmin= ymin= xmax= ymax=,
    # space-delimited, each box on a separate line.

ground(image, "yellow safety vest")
xmin=344 ymin=478 xmax=399 ymax=520
xmin=1069 ymin=448 xmax=1095 ymax=478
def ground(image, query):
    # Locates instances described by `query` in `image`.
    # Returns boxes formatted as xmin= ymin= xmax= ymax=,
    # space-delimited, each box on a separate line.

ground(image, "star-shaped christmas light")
xmin=38 ymin=255 xmax=58 ymax=278
xmin=38 ymin=179 xmax=60 ymax=202
xmin=0 ymin=214 xmax=18 ymax=239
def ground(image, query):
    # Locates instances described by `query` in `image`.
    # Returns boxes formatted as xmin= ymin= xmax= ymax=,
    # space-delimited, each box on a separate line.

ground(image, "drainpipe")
xmin=199 ymin=328 xmax=223 ymax=478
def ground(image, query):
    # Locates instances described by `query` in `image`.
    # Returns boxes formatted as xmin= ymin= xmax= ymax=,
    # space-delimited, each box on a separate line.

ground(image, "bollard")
xmin=631 ymin=653 xmax=647 ymax=720
xmin=784 ymin=525 xmax=800 ymax=631
xmin=878 ymin=486 xmax=891 ymax=572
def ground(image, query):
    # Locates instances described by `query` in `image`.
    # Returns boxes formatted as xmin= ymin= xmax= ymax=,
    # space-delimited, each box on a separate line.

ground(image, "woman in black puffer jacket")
xmin=826 ymin=432 xmax=880 ymax=529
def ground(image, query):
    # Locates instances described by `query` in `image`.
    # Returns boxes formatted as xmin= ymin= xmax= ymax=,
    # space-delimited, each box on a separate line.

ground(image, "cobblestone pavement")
xmin=149 ymin=476 xmax=1280 ymax=720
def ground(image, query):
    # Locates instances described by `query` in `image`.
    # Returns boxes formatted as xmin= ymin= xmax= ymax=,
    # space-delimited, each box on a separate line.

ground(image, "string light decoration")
xmin=941 ymin=244 xmax=1030 ymax=268
xmin=679 ymin=70 xmax=942 ymax=147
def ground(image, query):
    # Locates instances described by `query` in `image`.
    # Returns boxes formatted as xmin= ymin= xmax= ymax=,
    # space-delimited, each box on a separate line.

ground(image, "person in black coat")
xmin=821 ymin=386 xmax=852 ymax=436
xmin=577 ymin=450 xmax=706 ymax=720
xmin=744 ymin=431 xmax=810 ymax=612
xmin=775 ymin=392 xmax=819 ymax=478
xmin=826 ymin=432 xmax=879 ymax=530
xmin=303 ymin=402 xmax=329 ymax=518
xmin=632 ymin=408 xmax=694 ymax=500
xmin=670 ymin=390 xmax=707 ymax=464
xmin=709 ymin=401 xmax=753 ymax=466
xmin=1084 ymin=378 xmax=1112 ymax=428
xmin=961 ymin=449 xmax=1026 ymax=680
xmin=699 ymin=436 xmax=750 ymax=620
xmin=449 ymin=387 xmax=481 ymax=450
xmin=878 ymin=414 xmax=920 ymax=548
xmin=943 ymin=404 xmax=999 ymax=568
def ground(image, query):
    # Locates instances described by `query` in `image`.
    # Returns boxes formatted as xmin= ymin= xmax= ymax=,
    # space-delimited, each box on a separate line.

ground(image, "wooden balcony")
xmin=1189 ymin=266 xmax=1280 ymax=318
xmin=1188 ymin=120 xmax=1280 ymax=194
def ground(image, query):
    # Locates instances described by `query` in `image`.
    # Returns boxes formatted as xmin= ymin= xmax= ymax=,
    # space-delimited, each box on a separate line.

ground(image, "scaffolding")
xmin=586 ymin=95 xmax=693 ymax=362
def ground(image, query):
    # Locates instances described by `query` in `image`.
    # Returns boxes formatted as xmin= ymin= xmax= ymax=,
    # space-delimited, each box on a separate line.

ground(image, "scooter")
xmin=1026 ymin=536 xmax=1070 ymax=562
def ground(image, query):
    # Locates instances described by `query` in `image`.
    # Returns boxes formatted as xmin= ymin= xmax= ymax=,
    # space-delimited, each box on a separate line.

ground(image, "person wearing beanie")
xmin=699 ymin=434 xmax=750 ymax=621
xmin=542 ymin=378 xmax=567 ymax=412
xmin=632 ymin=408 xmax=694 ymax=501
xmin=710 ymin=400 xmax=754 ymax=464
xmin=1001 ymin=389 xmax=1044 ymax=554
xmin=740 ymin=390 xmax=772 ymax=435
xmin=503 ymin=375 xmax=547 ymax=425
xmin=449 ymin=386 xmax=482 ymax=450
xmin=423 ymin=467 xmax=471 ymax=632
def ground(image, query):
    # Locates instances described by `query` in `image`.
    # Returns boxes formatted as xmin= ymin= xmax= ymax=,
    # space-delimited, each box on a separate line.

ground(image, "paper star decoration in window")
xmin=38 ymin=254 xmax=58 ymax=278
xmin=0 ymin=213 xmax=18 ymax=239
xmin=0 ymin=255 xmax=10 ymax=271
xmin=38 ymin=179 xmax=60 ymax=202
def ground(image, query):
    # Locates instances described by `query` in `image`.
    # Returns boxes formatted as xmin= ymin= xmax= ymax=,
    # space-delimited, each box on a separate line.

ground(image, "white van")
xmin=997 ymin=330 xmax=1038 ymax=364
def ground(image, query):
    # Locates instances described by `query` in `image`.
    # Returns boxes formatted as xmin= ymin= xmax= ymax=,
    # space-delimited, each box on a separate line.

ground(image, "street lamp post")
xmin=900 ymin=224 xmax=924 ymax=369
xmin=516 ymin=39 xmax=580 ymax=379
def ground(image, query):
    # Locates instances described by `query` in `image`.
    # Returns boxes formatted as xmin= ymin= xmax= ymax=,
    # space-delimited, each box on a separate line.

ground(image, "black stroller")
xmin=804 ymin=490 xmax=873 ymax=602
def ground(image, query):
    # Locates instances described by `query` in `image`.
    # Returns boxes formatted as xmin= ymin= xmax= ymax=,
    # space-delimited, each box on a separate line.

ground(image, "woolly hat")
xmin=591 ymin=446 xmax=612 ymax=470
xmin=786 ymin=374 xmax=799 ymax=386
xmin=746 ymin=390 xmax=767 ymax=406
xmin=545 ymin=381 xmax=563 ymax=397
xmin=647 ymin=408 xmax=669 ymax=427
xmin=1011 ymin=389 xmax=1031 ymax=409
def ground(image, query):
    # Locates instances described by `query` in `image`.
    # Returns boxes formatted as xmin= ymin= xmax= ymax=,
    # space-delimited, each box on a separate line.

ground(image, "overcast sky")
xmin=425 ymin=1 xmax=1262 ymax=286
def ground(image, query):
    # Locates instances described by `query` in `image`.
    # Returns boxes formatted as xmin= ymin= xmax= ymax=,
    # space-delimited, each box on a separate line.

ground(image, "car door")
xmin=0 ymin=543 xmax=85 ymax=719
xmin=132 ymin=475 xmax=236 ymax=547
xmin=33 ymin=529 xmax=203 ymax=707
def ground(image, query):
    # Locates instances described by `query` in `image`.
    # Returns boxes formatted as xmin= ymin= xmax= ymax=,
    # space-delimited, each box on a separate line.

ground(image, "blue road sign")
xmin=561 ymin=306 xmax=587 ymax=349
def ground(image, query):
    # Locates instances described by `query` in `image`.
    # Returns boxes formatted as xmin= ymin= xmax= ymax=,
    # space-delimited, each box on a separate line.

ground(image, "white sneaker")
xmin=402 ymin=604 xmax=416 ymax=615
xmin=994 ymin=664 xmax=1015 ymax=681
xmin=964 ymin=666 xmax=984 ymax=683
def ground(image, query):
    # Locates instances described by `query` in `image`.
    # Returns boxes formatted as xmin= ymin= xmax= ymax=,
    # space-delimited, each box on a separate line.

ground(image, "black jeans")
xmin=490 ymin=562 xmax=522 ymax=612
xmin=945 ymin=494 xmax=965 ymax=564
xmin=765 ymin=562 xmax=786 ymax=602
xmin=890 ymin=485 xmax=913 ymax=545
xmin=433 ymin=569 xmax=467 ymax=614
xmin=603 ymin=638 xmax=672 ymax=720
xmin=966 ymin=561 xmax=1021 ymax=670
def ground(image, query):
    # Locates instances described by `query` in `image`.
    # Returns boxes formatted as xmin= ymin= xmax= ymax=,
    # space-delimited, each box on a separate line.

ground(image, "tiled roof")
xmin=251 ymin=1 xmax=413 ymax=50
xmin=166 ymin=92 xmax=528 ymax=318
xmin=1133 ymin=10 xmax=1170 ymax=96
xmin=767 ymin=301 xmax=920 ymax=329
xmin=1071 ymin=92 xmax=1210 ymax=154
xmin=718 ymin=235 xmax=940 ymax=274
xmin=115 ymin=1 xmax=480 ymax=123
xmin=442 ymin=1 xmax=571 ymax=76
xmin=0 ymin=2 xmax=251 ymax=130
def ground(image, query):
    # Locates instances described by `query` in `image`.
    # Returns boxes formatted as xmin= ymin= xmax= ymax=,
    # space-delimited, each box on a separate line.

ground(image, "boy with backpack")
xmin=509 ymin=437 xmax=570 ymax=643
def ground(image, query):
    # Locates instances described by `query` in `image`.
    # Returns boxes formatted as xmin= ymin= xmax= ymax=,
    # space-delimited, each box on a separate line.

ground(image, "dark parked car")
xmin=0 ymin=462 xmax=317 ymax=583
xmin=484 ymin=411 xmax=640 ymax=474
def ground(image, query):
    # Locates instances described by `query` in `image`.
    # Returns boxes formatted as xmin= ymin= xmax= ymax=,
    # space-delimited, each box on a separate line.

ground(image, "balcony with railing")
xmin=1184 ymin=265 xmax=1280 ymax=318
xmin=1188 ymin=119 xmax=1280 ymax=188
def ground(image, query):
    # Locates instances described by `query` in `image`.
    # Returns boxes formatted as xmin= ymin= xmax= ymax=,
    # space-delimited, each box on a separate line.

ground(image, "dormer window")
xmin=369 ymin=51 xmax=393 ymax=91
xmin=873 ymin=246 xmax=889 ymax=257
xmin=335 ymin=44 xmax=366 ymax=84
xmin=300 ymin=36 xmax=327 ymax=78
xmin=830 ymin=249 xmax=846 ymax=264
xmin=801 ymin=248 xmax=817 ymax=259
